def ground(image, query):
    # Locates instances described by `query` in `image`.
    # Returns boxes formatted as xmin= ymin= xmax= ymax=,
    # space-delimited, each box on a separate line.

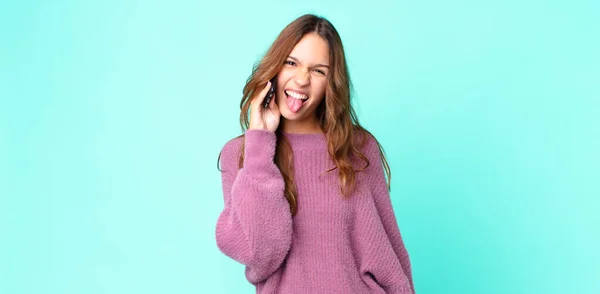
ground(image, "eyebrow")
xmin=288 ymin=56 xmax=329 ymax=68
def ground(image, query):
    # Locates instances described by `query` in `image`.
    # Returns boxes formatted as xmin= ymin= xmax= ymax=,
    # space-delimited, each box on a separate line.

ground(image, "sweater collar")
xmin=281 ymin=131 xmax=327 ymax=151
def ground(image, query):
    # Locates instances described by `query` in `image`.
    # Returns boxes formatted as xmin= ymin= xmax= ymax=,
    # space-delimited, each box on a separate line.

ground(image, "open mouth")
xmin=284 ymin=90 xmax=309 ymax=101
xmin=284 ymin=90 xmax=309 ymax=112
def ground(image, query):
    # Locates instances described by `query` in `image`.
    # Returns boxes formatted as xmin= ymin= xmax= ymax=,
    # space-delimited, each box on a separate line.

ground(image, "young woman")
xmin=216 ymin=14 xmax=415 ymax=294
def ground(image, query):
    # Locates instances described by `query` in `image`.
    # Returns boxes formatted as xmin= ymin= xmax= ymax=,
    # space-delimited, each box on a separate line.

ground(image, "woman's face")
xmin=276 ymin=33 xmax=330 ymax=123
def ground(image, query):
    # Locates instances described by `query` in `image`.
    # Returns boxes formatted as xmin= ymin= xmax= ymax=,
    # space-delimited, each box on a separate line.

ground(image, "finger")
xmin=268 ymin=92 xmax=277 ymax=110
xmin=252 ymin=80 xmax=271 ymax=106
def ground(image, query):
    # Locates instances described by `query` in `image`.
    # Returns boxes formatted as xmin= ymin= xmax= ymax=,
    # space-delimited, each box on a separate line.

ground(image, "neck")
xmin=281 ymin=117 xmax=323 ymax=134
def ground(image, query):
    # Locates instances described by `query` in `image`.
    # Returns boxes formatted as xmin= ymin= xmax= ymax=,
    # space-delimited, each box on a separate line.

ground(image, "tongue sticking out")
xmin=286 ymin=95 xmax=306 ymax=113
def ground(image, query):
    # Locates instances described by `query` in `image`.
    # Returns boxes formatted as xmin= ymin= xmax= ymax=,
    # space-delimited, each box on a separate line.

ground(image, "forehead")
xmin=289 ymin=33 xmax=330 ymax=64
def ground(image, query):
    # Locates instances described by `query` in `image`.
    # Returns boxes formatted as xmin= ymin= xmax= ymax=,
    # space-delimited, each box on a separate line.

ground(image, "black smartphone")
xmin=263 ymin=78 xmax=275 ymax=108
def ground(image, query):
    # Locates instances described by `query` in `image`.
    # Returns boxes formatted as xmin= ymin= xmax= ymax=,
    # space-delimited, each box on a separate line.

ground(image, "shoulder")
xmin=219 ymin=134 xmax=245 ymax=172
xmin=354 ymin=127 xmax=383 ymax=162
xmin=221 ymin=134 xmax=244 ymax=156
xmin=348 ymin=126 xmax=385 ymax=177
xmin=353 ymin=128 xmax=391 ymax=192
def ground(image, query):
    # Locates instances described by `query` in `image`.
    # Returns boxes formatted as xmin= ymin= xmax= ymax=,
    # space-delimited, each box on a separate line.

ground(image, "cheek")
xmin=316 ymin=81 xmax=327 ymax=96
xmin=311 ymin=85 xmax=327 ymax=104
xmin=277 ymin=70 xmax=293 ymax=83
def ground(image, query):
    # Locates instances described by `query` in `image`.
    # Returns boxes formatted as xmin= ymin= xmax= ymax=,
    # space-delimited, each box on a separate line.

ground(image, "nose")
xmin=293 ymin=68 xmax=310 ymax=87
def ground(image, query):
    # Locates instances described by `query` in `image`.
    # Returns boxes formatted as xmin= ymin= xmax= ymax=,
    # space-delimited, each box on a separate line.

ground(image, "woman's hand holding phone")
xmin=249 ymin=79 xmax=280 ymax=132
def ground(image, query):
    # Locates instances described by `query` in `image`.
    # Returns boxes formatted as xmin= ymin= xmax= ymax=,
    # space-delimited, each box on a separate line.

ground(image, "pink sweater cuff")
xmin=243 ymin=129 xmax=277 ymax=174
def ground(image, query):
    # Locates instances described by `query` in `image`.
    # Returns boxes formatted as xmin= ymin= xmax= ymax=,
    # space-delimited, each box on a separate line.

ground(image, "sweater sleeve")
xmin=360 ymin=135 xmax=416 ymax=294
xmin=215 ymin=129 xmax=293 ymax=284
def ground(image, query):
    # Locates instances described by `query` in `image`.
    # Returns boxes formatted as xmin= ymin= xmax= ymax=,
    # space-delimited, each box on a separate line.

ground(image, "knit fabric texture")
xmin=216 ymin=129 xmax=415 ymax=293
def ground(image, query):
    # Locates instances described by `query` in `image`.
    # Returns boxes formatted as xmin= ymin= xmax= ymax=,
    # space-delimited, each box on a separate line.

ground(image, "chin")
xmin=282 ymin=108 xmax=307 ymax=120
xmin=281 ymin=111 xmax=300 ymax=119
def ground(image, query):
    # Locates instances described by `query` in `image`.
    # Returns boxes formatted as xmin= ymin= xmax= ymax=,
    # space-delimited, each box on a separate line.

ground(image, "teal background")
xmin=2 ymin=0 xmax=599 ymax=293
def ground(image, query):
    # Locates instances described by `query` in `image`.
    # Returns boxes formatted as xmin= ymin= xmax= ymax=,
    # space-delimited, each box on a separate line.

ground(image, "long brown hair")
xmin=218 ymin=14 xmax=391 ymax=217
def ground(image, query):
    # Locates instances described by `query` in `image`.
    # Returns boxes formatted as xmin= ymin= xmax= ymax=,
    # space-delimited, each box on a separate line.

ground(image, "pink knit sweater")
xmin=216 ymin=129 xmax=415 ymax=293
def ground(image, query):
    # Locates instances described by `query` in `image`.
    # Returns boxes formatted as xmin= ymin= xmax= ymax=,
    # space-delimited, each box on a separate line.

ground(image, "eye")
xmin=285 ymin=60 xmax=296 ymax=66
xmin=314 ymin=69 xmax=326 ymax=75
